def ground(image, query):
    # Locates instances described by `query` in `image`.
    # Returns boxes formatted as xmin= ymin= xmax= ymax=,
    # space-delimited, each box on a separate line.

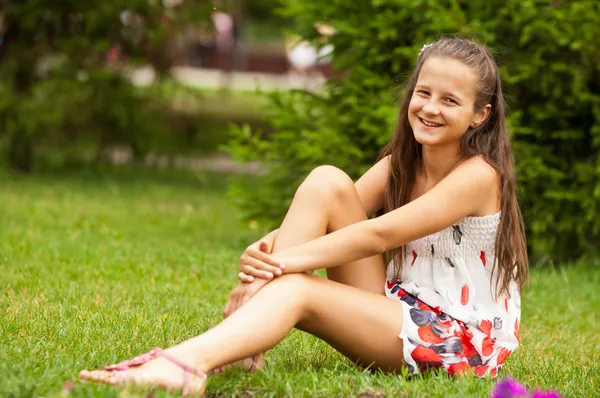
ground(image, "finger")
xmin=242 ymin=265 xmax=274 ymax=280
xmin=248 ymin=249 xmax=284 ymax=268
xmin=238 ymin=272 xmax=255 ymax=283
xmin=226 ymin=293 xmax=238 ymax=317
xmin=225 ymin=287 xmax=241 ymax=317
xmin=245 ymin=257 xmax=282 ymax=276
xmin=242 ymin=295 xmax=250 ymax=306
xmin=223 ymin=298 xmax=231 ymax=317
xmin=258 ymin=240 xmax=270 ymax=253
xmin=231 ymin=291 xmax=243 ymax=314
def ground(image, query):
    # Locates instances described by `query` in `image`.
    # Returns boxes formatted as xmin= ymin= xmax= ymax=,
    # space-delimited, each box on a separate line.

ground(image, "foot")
xmin=79 ymin=348 xmax=207 ymax=396
xmin=210 ymin=354 xmax=265 ymax=375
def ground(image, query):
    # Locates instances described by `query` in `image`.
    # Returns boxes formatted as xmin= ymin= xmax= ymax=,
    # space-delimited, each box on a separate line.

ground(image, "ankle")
xmin=161 ymin=347 xmax=211 ymax=376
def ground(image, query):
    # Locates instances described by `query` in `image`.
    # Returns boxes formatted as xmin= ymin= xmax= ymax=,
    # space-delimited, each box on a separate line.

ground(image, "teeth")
xmin=421 ymin=118 xmax=442 ymax=127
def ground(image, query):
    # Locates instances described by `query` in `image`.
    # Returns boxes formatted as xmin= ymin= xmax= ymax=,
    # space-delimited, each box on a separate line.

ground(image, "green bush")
xmin=225 ymin=0 xmax=600 ymax=263
xmin=0 ymin=0 xmax=212 ymax=171
xmin=0 ymin=74 xmax=272 ymax=171
xmin=0 ymin=72 xmax=179 ymax=170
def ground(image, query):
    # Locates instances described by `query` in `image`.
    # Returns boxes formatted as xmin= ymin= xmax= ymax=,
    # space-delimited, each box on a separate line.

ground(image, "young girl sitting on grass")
xmin=80 ymin=37 xmax=528 ymax=395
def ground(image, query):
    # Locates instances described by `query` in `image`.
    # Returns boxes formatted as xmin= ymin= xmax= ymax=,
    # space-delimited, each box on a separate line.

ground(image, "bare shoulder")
xmin=460 ymin=155 xmax=500 ymax=185
xmin=378 ymin=154 xmax=392 ymax=168
xmin=371 ymin=155 xmax=502 ymax=250
xmin=456 ymin=155 xmax=501 ymax=215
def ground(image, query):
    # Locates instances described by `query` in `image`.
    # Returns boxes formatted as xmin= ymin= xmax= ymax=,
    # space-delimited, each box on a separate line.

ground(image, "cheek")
xmin=446 ymin=109 xmax=471 ymax=127
xmin=458 ymin=111 xmax=476 ymax=128
xmin=408 ymin=97 xmax=422 ymax=115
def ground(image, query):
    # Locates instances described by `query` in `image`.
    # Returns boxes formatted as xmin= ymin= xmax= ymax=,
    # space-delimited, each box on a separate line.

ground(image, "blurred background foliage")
xmin=226 ymin=0 xmax=600 ymax=264
xmin=1 ymin=0 xmax=598 ymax=264
xmin=0 ymin=0 xmax=273 ymax=172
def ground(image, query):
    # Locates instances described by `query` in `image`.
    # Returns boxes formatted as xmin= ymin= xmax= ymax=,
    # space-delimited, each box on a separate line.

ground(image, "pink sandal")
xmin=210 ymin=354 xmax=262 ymax=375
xmin=101 ymin=347 xmax=207 ymax=395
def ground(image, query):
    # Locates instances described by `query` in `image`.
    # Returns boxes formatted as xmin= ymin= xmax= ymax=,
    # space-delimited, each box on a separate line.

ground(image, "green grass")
xmin=1 ymin=167 xmax=598 ymax=397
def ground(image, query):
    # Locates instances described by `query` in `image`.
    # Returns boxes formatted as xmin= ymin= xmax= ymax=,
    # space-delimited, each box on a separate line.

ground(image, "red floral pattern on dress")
xmin=479 ymin=320 xmax=492 ymax=336
xmin=385 ymin=278 xmax=516 ymax=379
xmin=461 ymin=284 xmax=470 ymax=305
xmin=455 ymin=328 xmax=478 ymax=360
xmin=411 ymin=346 xmax=443 ymax=366
xmin=480 ymin=251 xmax=486 ymax=266
xmin=448 ymin=362 xmax=469 ymax=375
xmin=497 ymin=347 xmax=511 ymax=365
xmin=481 ymin=336 xmax=495 ymax=356
xmin=514 ymin=319 xmax=520 ymax=344
xmin=411 ymin=250 xmax=418 ymax=266
xmin=474 ymin=365 xmax=489 ymax=377
xmin=418 ymin=324 xmax=445 ymax=344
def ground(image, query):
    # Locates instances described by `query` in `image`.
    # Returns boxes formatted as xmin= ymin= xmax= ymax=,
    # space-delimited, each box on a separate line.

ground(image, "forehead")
xmin=416 ymin=57 xmax=478 ymax=99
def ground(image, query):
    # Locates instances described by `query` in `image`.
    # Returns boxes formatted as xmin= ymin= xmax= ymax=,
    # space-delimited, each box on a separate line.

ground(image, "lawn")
xmin=1 ymin=167 xmax=598 ymax=397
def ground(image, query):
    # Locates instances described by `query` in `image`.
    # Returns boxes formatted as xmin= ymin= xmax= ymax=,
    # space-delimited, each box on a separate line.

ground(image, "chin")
xmin=413 ymin=128 xmax=441 ymax=146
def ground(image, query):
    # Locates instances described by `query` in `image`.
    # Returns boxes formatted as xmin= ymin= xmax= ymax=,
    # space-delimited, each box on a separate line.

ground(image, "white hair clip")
xmin=419 ymin=43 xmax=433 ymax=57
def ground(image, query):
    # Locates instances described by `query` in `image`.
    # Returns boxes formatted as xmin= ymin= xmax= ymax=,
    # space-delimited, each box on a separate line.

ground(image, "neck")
xmin=420 ymin=144 xmax=464 ymax=184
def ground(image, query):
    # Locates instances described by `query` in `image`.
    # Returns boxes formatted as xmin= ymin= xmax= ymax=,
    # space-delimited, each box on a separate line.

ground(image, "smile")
xmin=418 ymin=117 xmax=443 ymax=128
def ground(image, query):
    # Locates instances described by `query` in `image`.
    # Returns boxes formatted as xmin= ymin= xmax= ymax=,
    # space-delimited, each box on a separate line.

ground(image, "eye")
xmin=416 ymin=90 xmax=430 ymax=96
xmin=444 ymin=98 xmax=458 ymax=104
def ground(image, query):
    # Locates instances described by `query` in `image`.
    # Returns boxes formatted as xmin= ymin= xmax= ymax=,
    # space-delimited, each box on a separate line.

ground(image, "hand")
xmin=223 ymin=278 xmax=269 ymax=317
xmin=238 ymin=240 xmax=285 ymax=282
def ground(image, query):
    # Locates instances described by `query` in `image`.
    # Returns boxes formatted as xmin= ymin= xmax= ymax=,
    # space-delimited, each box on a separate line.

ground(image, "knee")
xmin=269 ymin=273 xmax=313 ymax=299
xmin=298 ymin=165 xmax=355 ymax=201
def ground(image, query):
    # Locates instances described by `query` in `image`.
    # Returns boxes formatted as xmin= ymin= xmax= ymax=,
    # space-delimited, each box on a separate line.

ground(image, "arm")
xmin=271 ymin=159 xmax=499 ymax=274
xmin=238 ymin=157 xmax=390 ymax=281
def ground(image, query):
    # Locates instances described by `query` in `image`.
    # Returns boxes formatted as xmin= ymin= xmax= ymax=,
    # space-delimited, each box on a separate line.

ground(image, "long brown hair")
xmin=379 ymin=37 xmax=528 ymax=298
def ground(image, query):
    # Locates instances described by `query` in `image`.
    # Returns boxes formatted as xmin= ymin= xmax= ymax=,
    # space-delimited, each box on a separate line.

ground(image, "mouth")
xmin=418 ymin=117 xmax=444 ymax=128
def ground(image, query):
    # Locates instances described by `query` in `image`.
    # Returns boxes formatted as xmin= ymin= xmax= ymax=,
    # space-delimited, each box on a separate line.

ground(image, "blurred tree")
xmin=241 ymin=0 xmax=283 ymax=23
xmin=0 ymin=0 xmax=212 ymax=172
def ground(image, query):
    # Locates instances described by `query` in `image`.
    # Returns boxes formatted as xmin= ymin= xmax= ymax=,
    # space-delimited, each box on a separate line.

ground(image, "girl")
xmin=80 ymin=37 xmax=528 ymax=395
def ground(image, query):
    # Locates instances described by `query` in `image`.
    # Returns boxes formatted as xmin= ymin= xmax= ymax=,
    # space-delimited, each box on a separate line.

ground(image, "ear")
xmin=471 ymin=104 xmax=492 ymax=128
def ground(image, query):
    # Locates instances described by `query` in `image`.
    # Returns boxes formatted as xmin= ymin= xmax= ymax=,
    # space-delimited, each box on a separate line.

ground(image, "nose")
xmin=422 ymin=99 xmax=441 ymax=116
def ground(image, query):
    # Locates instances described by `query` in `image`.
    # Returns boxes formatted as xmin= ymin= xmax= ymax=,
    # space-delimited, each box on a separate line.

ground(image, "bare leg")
xmin=80 ymin=274 xmax=405 ymax=394
xmin=274 ymin=165 xmax=386 ymax=293
xmin=80 ymin=166 xmax=397 ymax=393
xmin=220 ymin=166 xmax=387 ymax=371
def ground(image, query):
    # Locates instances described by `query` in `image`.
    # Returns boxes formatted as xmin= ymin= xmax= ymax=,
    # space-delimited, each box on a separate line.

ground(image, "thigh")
xmin=293 ymin=274 xmax=405 ymax=372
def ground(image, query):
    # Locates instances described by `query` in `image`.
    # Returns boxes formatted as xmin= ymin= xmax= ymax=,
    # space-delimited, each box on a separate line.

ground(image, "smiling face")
xmin=408 ymin=56 xmax=490 ymax=148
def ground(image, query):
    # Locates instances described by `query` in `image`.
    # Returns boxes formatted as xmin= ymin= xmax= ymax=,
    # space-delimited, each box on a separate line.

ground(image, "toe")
xmin=86 ymin=370 xmax=116 ymax=383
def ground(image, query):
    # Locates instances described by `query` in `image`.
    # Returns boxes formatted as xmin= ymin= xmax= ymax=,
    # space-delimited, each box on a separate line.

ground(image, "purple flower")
xmin=532 ymin=392 xmax=561 ymax=398
xmin=490 ymin=378 xmax=562 ymax=398
xmin=491 ymin=378 xmax=528 ymax=398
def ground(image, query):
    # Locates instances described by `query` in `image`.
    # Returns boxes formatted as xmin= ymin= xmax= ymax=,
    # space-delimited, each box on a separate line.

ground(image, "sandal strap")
xmin=248 ymin=355 xmax=260 ymax=372
xmin=103 ymin=347 xmax=207 ymax=380
xmin=104 ymin=348 xmax=161 ymax=371
xmin=155 ymin=347 xmax=208 ymax=380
